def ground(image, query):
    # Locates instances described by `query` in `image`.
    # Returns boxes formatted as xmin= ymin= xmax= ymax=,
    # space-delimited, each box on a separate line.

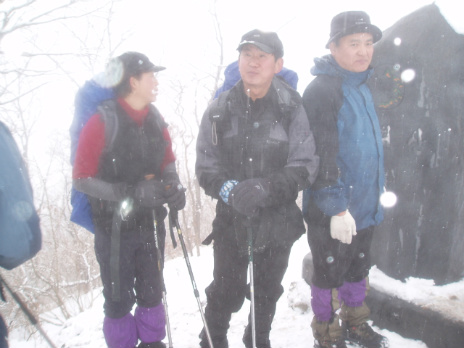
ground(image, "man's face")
xmin=238 ymin=44 xmax=283 ymax=93
xmin=330 ymin=32 xmax=374 ymax=73
xmin=130 ymin=71 xmax=159 ymax=104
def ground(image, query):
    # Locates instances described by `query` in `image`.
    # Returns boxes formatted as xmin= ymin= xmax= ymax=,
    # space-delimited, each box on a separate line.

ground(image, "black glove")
xmin=230 ymin=178 xmax=270 ymax=217
xmin=165 ymin=182 xmax=186 ymax=211
xmin=133 ymin=179 xmax=167 ymax=208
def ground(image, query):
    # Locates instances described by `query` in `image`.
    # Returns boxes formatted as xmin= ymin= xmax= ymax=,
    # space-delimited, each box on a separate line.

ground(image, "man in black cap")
xmin=73 ymin=51 xmax=185 ymax=348
xmin=301 ymin=12 xmax=388 ymax=348
xmin=196 ymin=29 xmax=319 ymax=348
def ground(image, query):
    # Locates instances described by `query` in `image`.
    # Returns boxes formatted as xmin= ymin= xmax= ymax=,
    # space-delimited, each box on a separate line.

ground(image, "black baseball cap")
xmin=326 ymin=11 xmax=382 ymax=48
xmin=237 ymin=29 xmax=284 ymax=59
xmin=98 ymin=51 xmax=166 ymax=92
xmin=117 ymin=51 xmax=165 ymax=76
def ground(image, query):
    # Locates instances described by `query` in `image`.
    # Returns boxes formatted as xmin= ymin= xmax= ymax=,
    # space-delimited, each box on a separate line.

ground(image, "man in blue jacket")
xmin=302 ymin=11 xmax=388 ymax=348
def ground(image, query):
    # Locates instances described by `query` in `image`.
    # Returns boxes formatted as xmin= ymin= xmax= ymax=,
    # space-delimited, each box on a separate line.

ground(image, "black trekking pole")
xmin=169 ymin=210 xmax=214 ymax=348
xmin=244 ymin=219 xmax=257 ymax=348
xmin=152 ymin=210 xmax=174 ymax=348
xmin=0 ymin=274 xmax=58 ymax=348
xmin=244 ymin=88 xmax=257 ymax=348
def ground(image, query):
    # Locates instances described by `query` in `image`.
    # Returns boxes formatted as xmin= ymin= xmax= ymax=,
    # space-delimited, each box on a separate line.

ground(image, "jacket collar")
xmin=232 ymin=77 xmax=300 ymax=113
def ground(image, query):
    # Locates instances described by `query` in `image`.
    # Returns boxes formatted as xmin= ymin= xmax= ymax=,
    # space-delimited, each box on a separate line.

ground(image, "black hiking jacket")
xmin=195 ymin=77 xmax=319 ymax=253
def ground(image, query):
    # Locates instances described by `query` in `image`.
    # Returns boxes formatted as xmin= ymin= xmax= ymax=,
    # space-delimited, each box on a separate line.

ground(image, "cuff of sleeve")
xmin=219 ymin=180 xmax=239 ymax=204
xmin=267 ymin=171 xmax=298 ymax=205
xmin=312 ymin=186 xmax=348 ymax=216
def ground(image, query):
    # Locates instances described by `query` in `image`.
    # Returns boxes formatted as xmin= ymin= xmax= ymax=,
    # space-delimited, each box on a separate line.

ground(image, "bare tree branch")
xmin=0 ymin=0 xmax=111 ymax=42
xmin=0 ymin=82 xmax=47 ymax=105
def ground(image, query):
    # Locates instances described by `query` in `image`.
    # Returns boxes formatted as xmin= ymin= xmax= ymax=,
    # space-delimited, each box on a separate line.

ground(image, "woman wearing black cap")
xmin=73 ymin=52 xmax=185 ymax=348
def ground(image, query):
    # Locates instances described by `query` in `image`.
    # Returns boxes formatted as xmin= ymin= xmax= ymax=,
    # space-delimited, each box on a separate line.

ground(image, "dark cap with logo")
xmin=100 ymin=51 xmax=166 ymax=95
xmin=326 ymin=11 xmax=382 ymax=48
xmin=237 ymin=29 xmax=284 ymax=59
xmin=117 ymin=51 xmax=165 ymax=76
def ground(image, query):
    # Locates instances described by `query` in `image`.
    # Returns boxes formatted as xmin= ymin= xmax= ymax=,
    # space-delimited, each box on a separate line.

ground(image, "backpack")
xmin=0 ymin=121 xmax=42 ymax=270
xmin=69 ymin=80 xmax=165 ymax=233
xmin=69 ymin=79 xmax=114 ymax=233
xmin=213 ymin=60 xmax=299 ymax=99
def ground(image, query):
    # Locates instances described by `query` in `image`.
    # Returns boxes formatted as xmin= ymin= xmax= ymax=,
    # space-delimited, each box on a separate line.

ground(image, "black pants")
xmin=200 ymin=231 xmax=292 ymax=348
xmin=307 ymin=218 xmax=374 ymax=289
xmin=94 ymin=213 xmax=166 ymax=318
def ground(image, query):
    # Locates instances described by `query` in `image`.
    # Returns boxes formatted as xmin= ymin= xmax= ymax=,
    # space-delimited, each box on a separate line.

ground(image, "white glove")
xmin=330 ymin=210 xmax=357 ymax=244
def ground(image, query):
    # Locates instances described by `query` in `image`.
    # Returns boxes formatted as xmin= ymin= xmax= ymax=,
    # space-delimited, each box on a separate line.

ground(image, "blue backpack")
xmin=69 ymin=80 xmax=114 ymax=233
xmin=0 ymin=121 xmax=42 ymax=269
xmin=214 ymin=60 xmax=299 ymax=99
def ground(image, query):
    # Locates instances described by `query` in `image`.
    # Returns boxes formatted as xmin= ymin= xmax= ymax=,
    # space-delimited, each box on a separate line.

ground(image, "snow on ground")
xmin=369 ymin=265 xmax=464 ymax=323
xmin=10 ymin=234 xmax=464 ymax=348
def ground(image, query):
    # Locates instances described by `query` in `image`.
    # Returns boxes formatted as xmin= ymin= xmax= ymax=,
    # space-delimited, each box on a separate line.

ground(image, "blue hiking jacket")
xmin=302 ymin=55 xmax=384 ymax=230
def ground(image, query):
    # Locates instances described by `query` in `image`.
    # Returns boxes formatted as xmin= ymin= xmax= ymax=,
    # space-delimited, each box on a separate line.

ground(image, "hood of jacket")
xmin=311 ymin=54 xmax=372 ymax=86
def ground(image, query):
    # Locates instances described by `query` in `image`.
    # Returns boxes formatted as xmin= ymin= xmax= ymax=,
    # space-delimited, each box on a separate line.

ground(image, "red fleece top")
xmin=73 ymin=98 xmax=176 ymax=179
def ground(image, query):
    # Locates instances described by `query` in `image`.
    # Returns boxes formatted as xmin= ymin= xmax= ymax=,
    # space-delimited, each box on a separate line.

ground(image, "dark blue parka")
xmin=302 ymin=55 xmax=385 ymax=231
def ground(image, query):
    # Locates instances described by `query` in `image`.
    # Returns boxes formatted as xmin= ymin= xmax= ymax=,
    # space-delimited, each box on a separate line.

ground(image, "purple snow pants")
xmin=311 ymin=279 xmax=368 ymax=322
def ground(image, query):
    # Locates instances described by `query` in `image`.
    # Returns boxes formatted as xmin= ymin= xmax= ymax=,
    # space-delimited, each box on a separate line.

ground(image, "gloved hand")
xmin=133 ymin=179 xmax=167 ymax=208
xmin=229 ymin=178 xmax=270 ymax=217
xmin=330 ymin=210 xmax=357 ymax=244
xmin=165 ymin=182 xmax=186 ymax=210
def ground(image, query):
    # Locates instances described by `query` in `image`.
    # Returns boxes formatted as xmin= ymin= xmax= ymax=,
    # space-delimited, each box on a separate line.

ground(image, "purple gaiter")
xmin=103 ymin=313 xmax=138 ymax=348
xmin=311 ymin=285 xmax=337 ymax=322
xmin=338 ymin=278 xmax=367 ymax=307
xmin=135 ymin=303 xmax=166 ymax=343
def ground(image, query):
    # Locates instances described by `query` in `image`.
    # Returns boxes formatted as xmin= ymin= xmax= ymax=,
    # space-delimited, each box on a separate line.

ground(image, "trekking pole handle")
xmin=145 ymin=174 xmax=184 ymax=192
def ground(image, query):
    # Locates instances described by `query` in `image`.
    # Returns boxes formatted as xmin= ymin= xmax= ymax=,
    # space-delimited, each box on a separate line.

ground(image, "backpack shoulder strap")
xmin=273 ymin=77 xmax=302 ymax=136
xmin=148 ymin=104 xmax=168 ymax=132
xmin=97 ymin=101 xmax=167 ymax=154
xmin=97 ymin=100 xmax=119 ymax=153
xmin=209 ymin=89 xmax=232 ymax=146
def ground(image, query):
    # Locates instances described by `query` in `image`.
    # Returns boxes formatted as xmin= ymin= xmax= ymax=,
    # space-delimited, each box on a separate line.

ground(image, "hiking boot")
xmin=312 ymin=315 xmax=346 ymax=348
xmin=242 ymin=322 xmax=272 ymax=348
xmin=314 ymin=337 xmax=347 ymax=348
xmin=200 ymin=337 xmax=228 ymax=348
xmin=345 ymin=322 xmax=389 ymax=348
xmin=137 ymin=342 xmax=166 ymax=348
xmin=199 ymin=329 xmax=228 ymax=348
